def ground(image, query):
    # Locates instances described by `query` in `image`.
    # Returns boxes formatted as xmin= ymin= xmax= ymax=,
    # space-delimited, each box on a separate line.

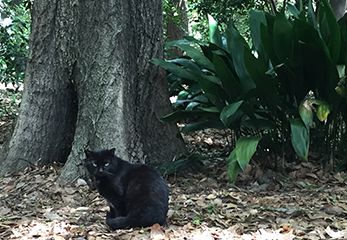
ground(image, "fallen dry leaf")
xmin=0 ymin=128 xmax=347 ymax=239
xmin=150 ymin=223 xmax=165 ymax=240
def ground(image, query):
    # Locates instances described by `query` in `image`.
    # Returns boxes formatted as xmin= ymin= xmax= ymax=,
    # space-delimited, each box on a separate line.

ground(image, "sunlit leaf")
xmin=235 ymin=136 xmax=261 ymax=171
xmin=316 ymin=104 xmax=330 ymax=122
xmin=299 ymin=99 xmax=313 ymax=129
xmin=227 ymin=150 xmax=241 ymax=181
xmin=287 ymin=3 xmax=300 ymax=18
xmin=249 ymin=9 xmax=268 ymax=66
xmin=307 ymin=0 xmax=318 ymax=30
xmin=335 ymin=85 xmax=345 ymax=97
xmin=208 ymin=15 xmax=223 ymax=49
xmin=227 ymin=136 xmax=261 ymax=181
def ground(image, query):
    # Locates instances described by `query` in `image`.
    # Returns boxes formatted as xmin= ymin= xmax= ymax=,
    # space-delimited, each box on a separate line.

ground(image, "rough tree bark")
xmin=0 ymin=0 xmax=186 ymax=180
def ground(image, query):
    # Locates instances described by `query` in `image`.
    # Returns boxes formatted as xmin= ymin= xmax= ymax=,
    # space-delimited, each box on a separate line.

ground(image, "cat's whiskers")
xmin=105 ymin=171 xmax=116 ymax=177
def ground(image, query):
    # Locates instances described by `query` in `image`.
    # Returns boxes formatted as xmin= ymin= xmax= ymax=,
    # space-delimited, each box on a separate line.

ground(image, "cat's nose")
xmin=96 ymin=168 xmax=105 ymax=177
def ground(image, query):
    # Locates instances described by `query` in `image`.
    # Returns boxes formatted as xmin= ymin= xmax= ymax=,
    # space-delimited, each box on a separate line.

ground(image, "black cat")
xmin=84 ymin=148 xmax=169 ymax=230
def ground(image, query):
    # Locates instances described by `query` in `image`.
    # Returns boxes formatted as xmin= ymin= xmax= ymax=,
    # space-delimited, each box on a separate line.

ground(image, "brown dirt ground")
xmin=1 ymin=92 xmax=347 ymax=239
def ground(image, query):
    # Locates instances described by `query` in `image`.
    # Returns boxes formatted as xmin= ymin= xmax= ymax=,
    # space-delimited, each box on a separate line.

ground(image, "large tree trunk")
xmin=0 ymin=0 xmax=186 ymax=180
xmin=0 ymin=1 xmax=78 ymax=170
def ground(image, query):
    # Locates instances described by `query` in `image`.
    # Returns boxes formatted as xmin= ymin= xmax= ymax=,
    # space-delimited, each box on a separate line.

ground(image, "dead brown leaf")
xmin=149 ymin=223 xmax=165 ymax=240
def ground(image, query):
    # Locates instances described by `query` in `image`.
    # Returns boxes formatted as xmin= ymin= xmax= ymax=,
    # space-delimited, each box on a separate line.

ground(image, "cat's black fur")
xmin=84 ymin=148 xmax=169 ymax=230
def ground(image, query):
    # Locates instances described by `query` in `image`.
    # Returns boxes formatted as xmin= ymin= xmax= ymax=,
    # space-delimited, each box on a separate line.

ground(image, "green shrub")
xmin=154 ymin=0 xmax=347 ymax=179
xmin=0 ymin=2 xmax=30 ymax=90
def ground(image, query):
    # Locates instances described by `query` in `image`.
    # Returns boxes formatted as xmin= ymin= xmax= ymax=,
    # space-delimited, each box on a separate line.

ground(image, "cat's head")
xmin=84 ymin=148 xmax=117 ymax=178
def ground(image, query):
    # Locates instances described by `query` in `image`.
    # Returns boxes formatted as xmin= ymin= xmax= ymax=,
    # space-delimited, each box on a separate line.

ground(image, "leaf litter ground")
xmin=2 ymin=118 xmax=347 ymax=239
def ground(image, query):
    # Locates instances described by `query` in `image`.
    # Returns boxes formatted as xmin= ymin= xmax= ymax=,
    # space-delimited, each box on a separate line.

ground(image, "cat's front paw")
xmin=106 ymin=216 xmax=128 ymax=230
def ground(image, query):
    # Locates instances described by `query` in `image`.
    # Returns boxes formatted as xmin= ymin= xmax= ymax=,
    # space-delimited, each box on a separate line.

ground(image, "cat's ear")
xmin=109 ymin=148 xmax=115 ymax=156
xmin=85 ymin=149 xmax=93 ymax=158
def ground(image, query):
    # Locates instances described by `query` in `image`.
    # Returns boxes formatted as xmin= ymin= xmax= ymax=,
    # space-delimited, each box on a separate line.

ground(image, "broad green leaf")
xmin=299 ymin=99 xmax=313 ymax=129
xmin=165 ymin=39 xmax=193 ymax=47
xmin=220 ymin=100 xmax=243 ymax=128
xmin=209 ymin=15 xmax=223 ymax=49
xmin=335 ymin=67 xmax=346 ymax=98
xmin=271 ymin=59 xmax=304 ymax=99
xmin=200 ymin=75 xmax=222 ymax=86
xmin=338 ymin=15 xmax=347 ymax=64
xmin=242 ymin=119 xmax=276 ymax=130
xmin=198 ymin=106 xmax=219 ymax=112
xmin=212 ymin=53 xmax=241 ymax=101
xmin=168 ymin=59 xmax=203 ymax=75
xmin=249 ymin=9 xmax=269 ymax=66
xmin=174 ymin=44 xmax=215 ymax=72
xmin=294 ymin=19 xmax=339 ymax=103
xmin=287 ymin=3 xmax=300 ymax=18
xmin=336 ymin=65 xmax=346 ymax=78
xmin=161 ymin=110 xmax=219 ymax=122
xmin=273 ymin=12 xmax=294 ymax=61
xmin=167 ymin=74 xmax=181 ymax=90
xmin=227 ymin=150 xmax=241 ymax=181
xmin=194 ymin=75 xmax=227 ymax=110
xmin=319 ymin=0 xmax=341 ymax=64
xmin=226 ymin=21 xmax=255 ymax=92
xmin=335 ymin=85 xmax=345 ymax=97
xmin=200 ymin=44 xmax=220 ymax=63
xmin=235 ymin=136 xmax=261 ymax=171
xmin=153 ymin=58 xmax=227 ymax=110
xmin=176 ymin=90 xmax=189 ymax=100
xmin=316 ymin=103 xmax=330 ymax=122
xmin=243 ymin=48 xmax=278 ymax=104
xmin=294 ymin=19 xmax=330 ymax=61
xmin=166 ymin=37 xmax=208 ymax=48
xmin=164 ymin=42 xmax=215 ymax=72
xmin=184 ymin=36 xmax=209 ymax=46
xmin=260 ymin=14 xmax=281 ymax=65
xmin=154 ymin=152 xmax=206 ymax=175
xmin=152 ymin=58 xmax=196 ymax=80
xmin=185 ymin=102 xmax=201 ymax=111
xmin=182 ymin=120 xmax=225 ymax=133
xmin=307 ymin=0 xmax=318 ymax=31
xmin=290 ymin=118 xmax=309 ymax=161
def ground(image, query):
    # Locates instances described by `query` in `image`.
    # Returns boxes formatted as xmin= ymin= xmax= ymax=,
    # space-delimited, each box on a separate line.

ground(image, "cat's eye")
xmin=92 ymin=162 xmax=97 ymax=167
xmin=104 ymin=162 xmax=109 ymax=167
